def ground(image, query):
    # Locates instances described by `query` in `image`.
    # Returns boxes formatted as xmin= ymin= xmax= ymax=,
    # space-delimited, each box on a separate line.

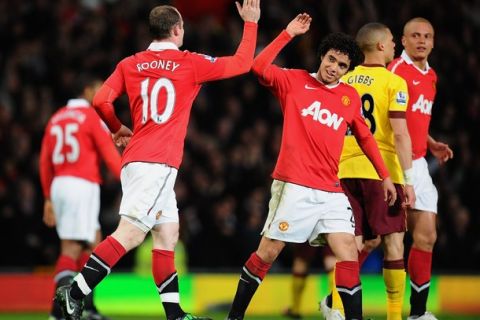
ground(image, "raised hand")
xmin=286 ymin=13 xmax=312 ymax=37
xmin=236 ymin=0 xmax=261 ymax=23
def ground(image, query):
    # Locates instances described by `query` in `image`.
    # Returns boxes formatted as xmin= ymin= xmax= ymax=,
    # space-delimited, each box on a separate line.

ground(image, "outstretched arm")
xmin=252 ymin=13 xmax=311 ymax=79
xmin=195 ymin=0 xmax=260 ymax=82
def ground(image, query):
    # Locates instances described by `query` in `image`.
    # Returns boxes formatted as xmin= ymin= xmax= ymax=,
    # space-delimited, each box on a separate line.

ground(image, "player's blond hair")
xmin=356 ymin=23 xmax=389 ymax=53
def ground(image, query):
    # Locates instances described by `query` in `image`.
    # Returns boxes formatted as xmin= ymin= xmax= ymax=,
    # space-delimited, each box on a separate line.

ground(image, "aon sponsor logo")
xmin=412 ymin=94 xmax=433 ymax=115
xmin=301 ymin=101 xmax=344 ymax=130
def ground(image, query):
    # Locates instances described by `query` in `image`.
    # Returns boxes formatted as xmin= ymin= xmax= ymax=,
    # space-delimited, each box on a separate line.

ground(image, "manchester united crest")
xmin=278 ymin=221 xmax=289 ymax=231
xmin=341 ymin=95 xmax=351 ymax=106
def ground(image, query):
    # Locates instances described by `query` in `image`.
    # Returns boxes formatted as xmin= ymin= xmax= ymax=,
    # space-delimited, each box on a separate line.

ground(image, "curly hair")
xmin=317 ymin=33 xmax=364 ymax=71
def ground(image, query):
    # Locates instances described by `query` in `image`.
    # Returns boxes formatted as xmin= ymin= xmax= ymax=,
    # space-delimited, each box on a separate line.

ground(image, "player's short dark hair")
xmin=317 ymin=33 xmax=364 ymax=71
xmin=356 ymin=23 xmax=389 ymax=53
xmin=149 ymin=5 xmax=181 ymax=40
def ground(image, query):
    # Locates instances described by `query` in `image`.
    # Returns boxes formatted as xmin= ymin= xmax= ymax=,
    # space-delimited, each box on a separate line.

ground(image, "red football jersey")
xmin=253 ymin=31 xmax=389 ymax=192
xmin=388 ymin=50 xmax=437 ymax=159
xmin=100 ymin=22 xmax=257 ymax=168
xmin=39 ymin=99 xmax=121 ymax=198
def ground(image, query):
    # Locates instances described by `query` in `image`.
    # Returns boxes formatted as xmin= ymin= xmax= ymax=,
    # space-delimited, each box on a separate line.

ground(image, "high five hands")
xmin=286 ymin=13 xmax=312 ymax=37
xmin=236 ymin=0 xmax=261 ymax=23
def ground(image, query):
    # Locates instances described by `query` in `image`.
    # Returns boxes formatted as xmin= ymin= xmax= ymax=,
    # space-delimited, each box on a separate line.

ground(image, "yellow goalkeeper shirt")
xmin=339 ymin=65 xmax=409 ymax=184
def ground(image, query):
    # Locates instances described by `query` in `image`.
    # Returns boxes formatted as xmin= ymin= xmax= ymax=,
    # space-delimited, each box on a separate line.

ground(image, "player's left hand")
xmin=285 ymin=13 xmax=312 ymax=37
xmin=429 ymin=140 xmax=453 ymax=164
xmin=43 ymin=199 xmax=56 ymax=227
xmin=382 ymin=177 xmax=397 ymax=206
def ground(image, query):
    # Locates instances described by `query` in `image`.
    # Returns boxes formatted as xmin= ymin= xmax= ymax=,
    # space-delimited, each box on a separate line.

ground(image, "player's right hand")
xmin=236 ymin=0 xmax=261 ymax=23
xmin=403 ymin=184 xmax=416 ymax=209
xmin=113 ymin=124 xmax=133 ymax=147
xmin=43 ymin=199 xmax=56 ymax=227
xmin=382 ymin=177 xmax=397 ymax=206
xmin=286 ymin=13 xmax=312 ymax=37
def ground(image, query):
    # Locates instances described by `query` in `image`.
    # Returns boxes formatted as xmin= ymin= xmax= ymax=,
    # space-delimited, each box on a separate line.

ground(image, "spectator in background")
xmin=39 ymin=76 xmax=121 ymax=320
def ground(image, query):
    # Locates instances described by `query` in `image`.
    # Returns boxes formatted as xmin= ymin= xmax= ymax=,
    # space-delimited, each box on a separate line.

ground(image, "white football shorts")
xmin=412 ymin=157 xmax=438 ymax=213
xmin=51 ymin=176 xmax=100 ymax=243
xmin=119 ymin=162 xmax=179 ymax=232
xmin=262 ymin=180 xmax=355 ymax=246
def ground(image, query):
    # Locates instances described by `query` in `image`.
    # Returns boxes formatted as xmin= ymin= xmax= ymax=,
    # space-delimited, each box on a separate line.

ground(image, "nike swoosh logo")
xmin=413 ymin=80 xmax=420 ymax=85
xmin=305 ymin=84 xmax=318 ymax=90
xmin=65 ymin=291 xmax=75 ymax=315
xmin=85 ymin=265 xmax=99 ymax=272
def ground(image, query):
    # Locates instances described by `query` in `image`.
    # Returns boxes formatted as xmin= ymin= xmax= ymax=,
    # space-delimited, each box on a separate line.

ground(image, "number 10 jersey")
xmin=105 ymin=42 xmax=233 ymax=168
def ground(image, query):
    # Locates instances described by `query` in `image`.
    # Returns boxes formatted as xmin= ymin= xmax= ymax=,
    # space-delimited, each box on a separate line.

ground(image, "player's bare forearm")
xmin=394 ymin=132 xmax=413 ymax=171
xmin=390 ymin=118 xmax=413 ymax=171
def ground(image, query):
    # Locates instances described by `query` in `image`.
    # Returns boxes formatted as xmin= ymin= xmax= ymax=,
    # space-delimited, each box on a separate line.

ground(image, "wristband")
xmin=403 ymin=168 xmax=414 ymax=185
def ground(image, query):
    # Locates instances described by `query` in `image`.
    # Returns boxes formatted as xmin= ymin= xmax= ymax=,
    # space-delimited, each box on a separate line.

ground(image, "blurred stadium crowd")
xmin=1 ymin=0 xmax=479 ymax=272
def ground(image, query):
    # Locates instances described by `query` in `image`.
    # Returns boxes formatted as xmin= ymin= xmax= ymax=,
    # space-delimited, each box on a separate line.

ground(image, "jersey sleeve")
xmin=251 ymin=30 xmax=293 ymax=95
xmin=104 ymin=61 xmax=126 ymax=94
xmin=190 ymin=21 xmax=258 ymax=83
xmin=39 ymin=123 xmax=54 ymax=198
xmin=92 ymin=75 xmax=123 ymax=133
xmin=89 ymin=116 xmax=122 ymax=180
xmin=388 ymin=74 xmax=409 ymax=113
xmin=350 ymin=99 xmax=390 ymax=179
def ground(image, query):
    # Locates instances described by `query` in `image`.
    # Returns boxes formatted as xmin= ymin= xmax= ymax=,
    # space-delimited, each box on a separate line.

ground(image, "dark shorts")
xmin=340 ymin=178 xmax=406 ymax=239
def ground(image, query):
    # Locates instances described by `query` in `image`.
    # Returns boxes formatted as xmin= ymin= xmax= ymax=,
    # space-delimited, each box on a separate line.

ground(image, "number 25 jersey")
xmin=39 ymin=99 xmax=121 ymax=198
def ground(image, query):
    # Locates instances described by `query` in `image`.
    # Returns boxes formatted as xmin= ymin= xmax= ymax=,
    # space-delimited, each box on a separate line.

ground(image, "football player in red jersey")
xmin=387 ymin=18 xmax=453 ymax=320
xmin=54 ymin=2 xmax=261 ymax=320
xmin=226 ymin=14 xmax=396 ymax=320
xmin=40 ymin=76 xmax=121 ymax=320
